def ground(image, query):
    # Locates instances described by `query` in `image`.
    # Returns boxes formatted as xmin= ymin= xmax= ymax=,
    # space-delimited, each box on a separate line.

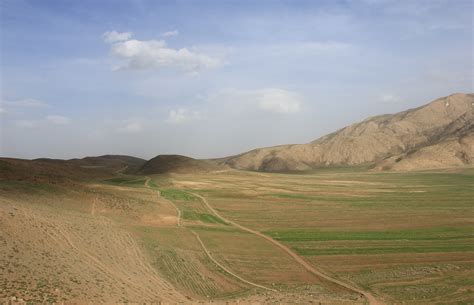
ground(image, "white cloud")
xmin=380 ymin=94 xmax=401 ymax=103
xmin=0 ymin=107 xmax=6 ymax=114
xmin=118 ymin=119 xmax=144 ymax=134
xmin=103 ymin=31 xmax=133 ymax=43
xmin=46 ymin=115 xmax=71 ymax=125
xmin=166 ymin=108 xmax=202 ymax=124
xmin=3 ymin=98 xmax=49 ymax=107
xmin=104 ymin=31 xmax=221 ymax=72
xmin=257 ymin=88 xmax=302 ymax=113
xmin=206 ymin=88 xmax=303 ymax=114
xmin=16 ymin=120 xmax=37 ymax=128
xmin=162 ymin=30 xmax=179 ymax=37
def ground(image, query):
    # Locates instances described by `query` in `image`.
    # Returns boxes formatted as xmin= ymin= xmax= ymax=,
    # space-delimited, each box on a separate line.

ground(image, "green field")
xmin=103 ymin=177 xmax=147 ymax=186
xmin=155 ymin=167 xmax=474 ymax=304
xmin=160 ymin=188 xmax=198 ymax=201
xmin=182 ymin=211 xmax=228 ymax=225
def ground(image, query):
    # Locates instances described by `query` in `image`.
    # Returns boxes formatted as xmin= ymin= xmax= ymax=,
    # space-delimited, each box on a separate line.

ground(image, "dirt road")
xmin=145 ymin=177 xmax=181 ymax=226
xmin=190 ymin=192 xmax=383 ymax=305
xmin=144 ymin=177 xmax=274 ymax=292
xmin=191 ymin=231 xmax=276 ymax=292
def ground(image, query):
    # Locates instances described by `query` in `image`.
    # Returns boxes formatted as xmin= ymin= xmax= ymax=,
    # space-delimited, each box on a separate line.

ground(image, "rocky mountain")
xmin=224 ymin=93 xmax=474 ymax=172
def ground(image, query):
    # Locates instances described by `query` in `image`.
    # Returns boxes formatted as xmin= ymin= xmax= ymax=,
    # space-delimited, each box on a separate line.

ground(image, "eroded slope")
xmin=225 ymin=93 xmax=474 ymax=171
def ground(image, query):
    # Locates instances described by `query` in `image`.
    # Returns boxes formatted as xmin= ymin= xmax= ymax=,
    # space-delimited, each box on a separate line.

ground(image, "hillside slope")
xmin=140 ymin=154 xmax=225 ymax=174
xmin=224 ymin=93 xmax=474 ymax=171
xmin=0 ymin=155 xmax=146 ymax=184
xmin=375 ymin=119 xmax=474 ymax=171
xmin=70 ymin=155 xmax=147 ymax=173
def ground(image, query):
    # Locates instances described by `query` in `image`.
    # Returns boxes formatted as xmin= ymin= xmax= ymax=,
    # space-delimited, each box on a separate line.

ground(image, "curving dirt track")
xmin=145 ymin=177 xmax=276 ymax=293
xmin=191 ymin=231 xmax=277 ymax=292
xmin=146 ymin=177 xmax=181 ymax=226
xmin=189 ymin=192 xmax=384 ymax=305
xmin=167 ymin=196 xmax=182 ymax=226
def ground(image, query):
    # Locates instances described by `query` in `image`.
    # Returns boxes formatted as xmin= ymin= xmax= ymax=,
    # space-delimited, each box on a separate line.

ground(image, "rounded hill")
xmin=139 ymin=155 xmax=223 ymax=174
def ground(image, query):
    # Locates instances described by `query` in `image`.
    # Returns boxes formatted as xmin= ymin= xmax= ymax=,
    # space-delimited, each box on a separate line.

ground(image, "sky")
xmin=0 ymin=0 xmax=472 ymax=160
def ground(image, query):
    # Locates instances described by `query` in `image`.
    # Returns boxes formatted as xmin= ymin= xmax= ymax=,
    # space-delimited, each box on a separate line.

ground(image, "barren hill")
xmin=70 ymin=154 xmax=147 ymax=173
xmin=224 ymin=93 xmax=474 ymax=171
xmin=0 ymin=155 xmax=146 ymax=184
xmin=140 ymin=154 xmax=224 ymax=174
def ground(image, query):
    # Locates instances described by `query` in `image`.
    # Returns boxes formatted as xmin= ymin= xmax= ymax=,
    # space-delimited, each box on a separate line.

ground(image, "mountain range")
xmin=1 ymin=93 xmax=472 ymax=175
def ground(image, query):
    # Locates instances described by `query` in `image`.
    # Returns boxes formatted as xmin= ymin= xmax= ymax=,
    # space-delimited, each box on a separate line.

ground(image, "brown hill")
xmin=224 ymin=93 xmax=474 ymax=171
xmin=33 ymin=155 xmax=146 ymax=171
xmin=69 ymin=154 xmax=147 ymax=173
xmin=140 ymin=154 xmax=224 ymax=174
xmin=0 ymin=155 xmax=147 ymax=184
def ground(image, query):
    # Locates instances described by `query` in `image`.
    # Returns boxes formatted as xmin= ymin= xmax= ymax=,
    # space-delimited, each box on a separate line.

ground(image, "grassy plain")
xmin=163 ymin=167 xmax=474 ymax=304
xmin=1 ymin=164 xmax=473 ymax=304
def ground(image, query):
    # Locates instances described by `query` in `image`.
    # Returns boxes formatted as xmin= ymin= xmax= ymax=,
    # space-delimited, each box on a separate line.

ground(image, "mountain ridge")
xmin=223 ymin=93 xmax=474 ymax=172
xmin=2 ymin=93 xmax=472 ymax=174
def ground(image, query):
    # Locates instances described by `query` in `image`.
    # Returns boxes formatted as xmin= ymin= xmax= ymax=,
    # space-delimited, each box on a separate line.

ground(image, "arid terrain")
xmin=1 ymin=94 xmax=473 ymax=304
xmin=223 ymin=93 xmax=474 ymax=172
xmin=3 ymin=0 xmax=473 ymax=301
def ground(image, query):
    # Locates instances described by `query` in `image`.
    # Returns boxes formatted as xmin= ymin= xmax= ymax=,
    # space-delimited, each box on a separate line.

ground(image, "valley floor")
xmin=1 ymin=166 xmax=473 ymax=304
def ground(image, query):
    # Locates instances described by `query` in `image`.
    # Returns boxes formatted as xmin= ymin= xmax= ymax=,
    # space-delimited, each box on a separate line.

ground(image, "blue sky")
xmin=1 ymin=0 xmax=472 ymax=159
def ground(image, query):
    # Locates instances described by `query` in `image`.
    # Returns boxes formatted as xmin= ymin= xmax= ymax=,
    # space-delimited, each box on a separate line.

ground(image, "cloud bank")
xmin=3 ymin=98 xmax=49 ymax=108
xmin=46 ymin=115 xmax=71 ymax=125
xmin=161 ymin=30 xmax=179 ymax=37
xmin=103 ymin=31 xmax=133 ymax=43
xmin=206 ymin=88 xmax=303 ymax=114
xmin=166 ymin=108 xmax=202 ymax=124
xmin=257 ymin=88 xmax=302 ymax=113
xmin=104 ymin=31 xmax=220 ymax=72
xmin=117 ymin=119 xmax=144 ymax=134
xmin=379 ymin=94 xmax=401 ymax=103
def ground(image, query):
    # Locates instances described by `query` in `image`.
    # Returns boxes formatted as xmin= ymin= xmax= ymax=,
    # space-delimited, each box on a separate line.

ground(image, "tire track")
xmin=191 ymin=231 xmax=277 ymax=292
xmin=190 ymin=192 xmax=383 ymax=305
xmin=21 ymin=206 xmax=185 ymax=302
xmin=90 ymin=195 xmax=98 ymax=215
xmin=145 ymin=177 xmax=275 ymax=292
xmin=146 ymin=177 xmax=181 ymax=226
